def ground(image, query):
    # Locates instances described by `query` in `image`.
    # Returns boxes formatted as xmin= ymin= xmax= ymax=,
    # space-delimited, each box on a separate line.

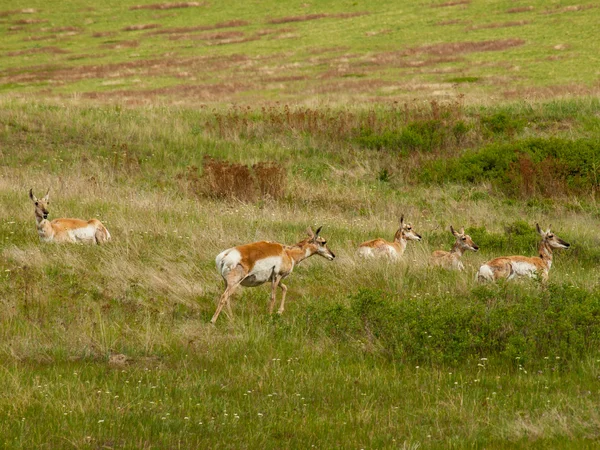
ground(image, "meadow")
xmin=1 ymin=0 xmax=600 ymax=449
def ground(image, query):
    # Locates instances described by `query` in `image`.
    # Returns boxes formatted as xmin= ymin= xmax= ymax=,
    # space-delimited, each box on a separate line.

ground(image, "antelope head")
xmin=536 ymin=224 xmax=570 ymax=250
xmin=306 ymin=226 xmax=336 ymax=260
xmin=29 ymin=188 xmax=50 ymax=222
xmin=396 ymin=215 xmax=422 ymax=242
xmin=451 ymin=226 xmax=479 ymax=252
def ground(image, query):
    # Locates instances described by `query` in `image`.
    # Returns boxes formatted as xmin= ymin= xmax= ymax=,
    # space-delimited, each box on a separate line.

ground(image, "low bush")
xmin=420 ymin=138 xmax=600 ymax=197
xmin=306 ymin=286 xmax=600 ymax=367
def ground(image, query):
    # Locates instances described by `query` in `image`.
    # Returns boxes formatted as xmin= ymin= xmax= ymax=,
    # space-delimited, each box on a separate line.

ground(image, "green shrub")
xmin=305 ymin=286 xmax=600 ymax=367
xmin=480 ymin=111 xmax=525 ymax=136
xmin=420 ymin=138 xmax=600 ymax=197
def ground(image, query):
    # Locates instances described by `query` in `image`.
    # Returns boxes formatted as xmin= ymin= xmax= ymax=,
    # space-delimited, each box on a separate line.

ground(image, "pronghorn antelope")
xmin=29 ymin=188 xmax=111 ymax=244
xmin=430 ymin=226 xmax=479 ymax=271
xmin=357 ymin=215 xmax=421 ymax=260
xmin=211 ymin=226 xmax=335 ymax=324
xmin=477 ymin=224 xmax=569 ymax=282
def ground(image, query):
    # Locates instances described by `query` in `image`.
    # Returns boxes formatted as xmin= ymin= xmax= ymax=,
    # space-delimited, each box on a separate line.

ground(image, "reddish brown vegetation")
xmin=436 ymin=19 xmax=468 ymax=26
xmin=541 ymin=4 xmax=596 ymax=14
xmin=182 ymin=157 xmax=286 ymax=202
xmin=13 ymin=18 xmax=47 ymax=24
xmin=267 ymin=11 xmax=368 ymax=24
xmin=100 ymin=40 xmax=139 ymax=49
xmin=509 ymin=154 xmax=568 ymax=198
xmin=122 ymin=24 xmax=162 ymax=31
xmin=466 ymin=21 xmax=530 ymax=31
xmin=6 ymin=46 xmax=69 ymax=56
xmin=129 ymin=2 xmax=205 ymax=10
xmin=430 ymin=0 xmax=470 ymax=7
xmin=408 ymin=39 xmax=525 ymax=56
xmin=506 ymin=6 xmax=534 ymax=13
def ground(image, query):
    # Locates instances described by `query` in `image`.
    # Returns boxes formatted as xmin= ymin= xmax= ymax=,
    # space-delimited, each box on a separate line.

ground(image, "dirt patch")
xmin=407 ymin=39 xmax=525 ymax=56
xmin=436 ymin=19 xmax=470 ymax=26
xmin=430 ymin=0 xmax=470 ymax=7
xmin=24 ymin=34 xmax=57 ymax=42
xmin=92 ymin=32 xmax=117 ymax=38
xmin=129 ymin=2 xmax=205 ymax=10
xmin=122 ymin=24 xmax=162 ymax=31
xmin=267 ymin=11 xmax=369 ymax=24
xmin=100 ymin=40 xmax=139 ymax=49
xmin=506 ymin=6 xmax=534 ymax=13
xmin=541 ymin=4 xmax=596 ymax=14
xmin=466 ymin=21 xmax=530 ymax=31
xmin=13 ymin=18 xmax=47 ymax=24
xmin=255 ymin=27 xmax=294 ymax=37
xmin=6 ymin=46 xmax=69 ymax=56
xmin=147 ymin=19 xmax=249 ymax=36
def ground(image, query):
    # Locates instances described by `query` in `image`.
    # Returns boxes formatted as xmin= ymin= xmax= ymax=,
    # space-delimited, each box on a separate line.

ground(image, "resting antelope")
xmin=477 ymin=224 xmax=569 ymax=282
xmin=29 ymin=188 xmax=111 ymax=244
xmin=211 ymin=226 xmax=335 ymax=324
xmin=430 ymin=226 xmax=479 ymax=271
xmin=357 ymin=215 xmax=421 ymax=260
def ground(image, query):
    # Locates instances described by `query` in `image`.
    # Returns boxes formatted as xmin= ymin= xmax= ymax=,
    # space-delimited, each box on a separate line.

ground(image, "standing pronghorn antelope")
xmin=357 ymin=215 xmax=422 ymax=260
xmin=29 ymin=188 xmax=111 ymax=244
xmin=211 ymin=226 xmax=335 ymax=324
xmin=430 ymin=226 xmax=479 ymax=271
xmin=477 ymin=224 xmax=569 ymax=282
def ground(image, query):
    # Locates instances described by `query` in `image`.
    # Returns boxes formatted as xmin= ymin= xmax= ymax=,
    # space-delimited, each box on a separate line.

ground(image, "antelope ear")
xmin=315 ymin=226 xmax=322 ymax=237
xmin=306 ymin=227 xmax=315 ymax=239
xmin=29 ymin=189 xmax=38 ymax=203
xmin=535 ymin=223 xmax=543 ymax=236
xmin=399 ymin=215 xmax=404 ymax=226
xmin=42 ymin=188 xmax=50 ymax=202
xmin=450 ymin=225 xmax=458 ymax=236
xmin=460 ymin=227 xmax=465 ymax=235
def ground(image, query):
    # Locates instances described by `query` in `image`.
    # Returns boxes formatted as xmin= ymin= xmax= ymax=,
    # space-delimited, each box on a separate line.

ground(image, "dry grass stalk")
xmin=129 ymin=2 xmax=205 ymax=10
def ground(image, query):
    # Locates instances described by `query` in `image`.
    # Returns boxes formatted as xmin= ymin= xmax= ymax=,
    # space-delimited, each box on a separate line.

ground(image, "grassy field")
xmin=1 ymin=0 xmax=599 ymax=104
xmin=2 ymin=0 xmax=600 ymax=449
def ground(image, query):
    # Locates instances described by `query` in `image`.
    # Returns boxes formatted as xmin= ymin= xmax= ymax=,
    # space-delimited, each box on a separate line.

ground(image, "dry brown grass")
xmin=436 ymin=19 xmax=469 ymax=26
xmin=122 ymin=24 xmax=162 ymax=32
xmin=189 ymin=157 xmax=287 ymax=202
xmin=267 ymin=12 xmax=368 ymax=24
xmin=430 ymin=0 xmax=470 ymax=7
xmin=408 ymin=39 xmax=525 ymax=56
xmin=6 ymin=46 xmax=69 ymax=56
xmin=129 ymin=2 xmax=205 ymax=10
xmin=147 ymin=20 xmax=250 ymax=36
xmin=100 ymin=40 xmax=139 ymax=49
xmin=92 ymin=31 xmax=117 ymax=38
xmin=12 ymin=18 xmax=47 ymax=25
xmin=466 ymin=21 xmax=530 ymax=31
xmin=506 ymin=6 xmax=534 ymax=13
xmin=541 ymin=4 xmax=596 ymax=15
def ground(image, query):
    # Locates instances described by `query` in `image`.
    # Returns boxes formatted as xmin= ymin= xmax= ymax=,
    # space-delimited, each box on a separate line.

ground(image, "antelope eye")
xmin=321 ymin=241 xmax=327 ymax=245
xmin=462 ymin=237 xmax=466 ymax=241
xmin=35 ymin=202 xmax=38 ymax=206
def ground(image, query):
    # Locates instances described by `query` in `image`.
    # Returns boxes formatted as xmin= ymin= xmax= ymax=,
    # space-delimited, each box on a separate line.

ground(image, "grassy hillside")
xmin=1 ymin=96 xmax=600 ymax=447
xmin=1 ymin=0 xmax=599 ymax=104
xmin=2 ymin=0 xmax=600 ymax=448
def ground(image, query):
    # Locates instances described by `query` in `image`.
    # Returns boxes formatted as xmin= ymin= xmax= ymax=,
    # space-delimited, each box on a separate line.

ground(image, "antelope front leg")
xmin=269 ymin=275 xmax=282 ymax=314
xmin=277 ymin=282 xmax=288 ymax=315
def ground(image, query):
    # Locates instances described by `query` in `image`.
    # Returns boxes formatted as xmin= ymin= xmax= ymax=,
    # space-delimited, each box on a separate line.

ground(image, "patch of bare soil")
xmin=466 ymin=21 xmax=530 ymax=31
xmin=506 ymin=6 xmax=534 ymax=13
xmin=92 ymin=32 xmax=117 ymax=38
xmin=407 ymin=39 xmax=525 ymax=56
xmin=13 ymin=18 xmax=47 ymax=24
xmin=267 ymin=11 xmax=368 ymax=24
xmin=122 ymin=24 xmax=162 ymax=31
xmin=147 ymin=19 xmax=249 ymax=36
xmin=129 ymin=2 xmax=205 ymax=10
xmin=541 ymin=4 xmax=596 ymax=14
xmin=100 ymin=40 xmax=139 ymax=49
xmin=6 ymin=46 xmax=69 ymax=56
xmin=430 ymin=0 xmax=470 ymax=7
xmin=436 ymin=19 xmax=470 ymax=26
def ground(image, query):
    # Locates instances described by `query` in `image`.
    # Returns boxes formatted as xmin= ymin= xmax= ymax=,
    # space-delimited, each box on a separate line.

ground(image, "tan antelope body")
xmin=357 ymin=215 xmax=421 ymax=260
xmin=211 ymin=227 xmax=335 ymax=324
xmin=477 ymin=224 xmax=569 ymax=282
xmin=430 ymin=226 xmax=479 ymax=271
xmin=30 ymin=189 xmax=111 ymax=244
